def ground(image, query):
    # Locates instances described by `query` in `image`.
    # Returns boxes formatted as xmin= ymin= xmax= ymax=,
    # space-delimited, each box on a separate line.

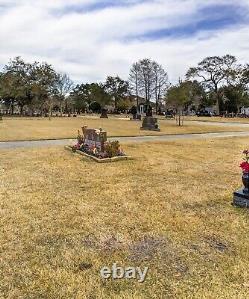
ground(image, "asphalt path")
xmin=1 ymin=131 xmax=249 ymax=149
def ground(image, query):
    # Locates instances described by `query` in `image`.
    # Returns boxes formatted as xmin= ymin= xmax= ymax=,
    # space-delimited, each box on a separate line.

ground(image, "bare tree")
xmin=56 ymin=73 xmax=74 ymax=116
xmin=152 ymin=62 xmax=169 ymax=114
xmin=140 ymin=58 xmax=154 ymax=104
xmin=129 ymin=58 xmax=168 ymax=114
xmin=129 ymin=62 xmax=141 ymax=111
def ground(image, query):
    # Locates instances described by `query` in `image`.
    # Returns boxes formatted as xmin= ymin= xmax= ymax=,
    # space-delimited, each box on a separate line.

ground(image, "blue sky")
xmin=0 ymin=0 xmax=249 ymax=83
xmin=138 ymin=4 xmax=248 ymax=40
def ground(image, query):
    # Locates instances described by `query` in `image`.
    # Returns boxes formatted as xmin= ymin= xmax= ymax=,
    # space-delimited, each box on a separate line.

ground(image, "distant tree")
xmin=56 ymin=73 xmax=73 ymax=116
xmin=0 ymin=57 xmax=73 ymax=117
xmin=31 ymin=62 xmax=59 ymax=119
xmin=104 ymin=76 xmax=129 ymax=110
xmin=0 ymin=71 xmax=16 ymax=114
xmin=220 ymin=85 xmax=249 ymax=113
xmin=182 ymin=80 xmax=208 ymax=111
xmin=219 ymin=64 xmax=249 ymax=113
xmin=186 ymin=55 xmax=239 ymax=115
xmin=70 ymin=82 xmax=111 ymax=113
xmin=129 ymin=62 xmax=141 ymax=111
xmin=70 ymin=84 xmax=92 ymax=113
xmin=0 ymin=57 xmax=34 ymax=115
xmin=241 ymin=64 xmax=249 ymax=87
xmin=152 ymin=62 xmax=169 ymax=114
xmin=89 ymin=101 xmax=101 ymax=113
xmin=116 ymin=98 xmax=131 ymax=112
xmin=91 ymin=83 xmax=111 ymax=108
xmin=166 ymin=81 xmax=191 ymax=126
xmin=138 ymin=58 xmax=155 ymax=104
xmin=129 ymin=59 xmax=169 ymax=113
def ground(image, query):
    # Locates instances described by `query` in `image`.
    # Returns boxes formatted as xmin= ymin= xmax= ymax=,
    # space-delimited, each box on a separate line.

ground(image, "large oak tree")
xmin=186 ymin=55 xmax=239 ymax=114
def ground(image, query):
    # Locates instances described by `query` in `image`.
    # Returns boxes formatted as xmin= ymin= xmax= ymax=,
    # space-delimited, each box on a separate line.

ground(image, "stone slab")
xmin=233 ymin=188 xmax=249 ymax=208
xmin=140 ymin=116 xmax=160 ymax=131
xmin=140 ymin=127 xmax=161 ymax=132
xmin=65 ymin=145 xmax=132 ymax=163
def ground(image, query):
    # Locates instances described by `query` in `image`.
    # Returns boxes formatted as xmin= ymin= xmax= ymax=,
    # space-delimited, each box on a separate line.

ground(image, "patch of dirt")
xmin=129 ymin=236 xmax=189 ymax=278
xmin=204 ymin=235 xmax=229 ymax=253
xmin=128 ymin=235 xmax=166 ymax=262
xmin=37 ymin=234 xmax=74 ymax=248
xmin=128 ymin=235 xmax=190 ymax=278
xmin=82 ymin=234 xmax=125 ymax=252
xmin=78 ymin=262 xmax=93 ymax=271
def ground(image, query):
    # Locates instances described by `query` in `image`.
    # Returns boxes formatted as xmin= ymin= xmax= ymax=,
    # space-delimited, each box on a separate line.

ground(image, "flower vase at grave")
xmin=233 ymin=149 xmax=249 ymax=208
xmin=242 ymin=172 xmax=249 ymax=194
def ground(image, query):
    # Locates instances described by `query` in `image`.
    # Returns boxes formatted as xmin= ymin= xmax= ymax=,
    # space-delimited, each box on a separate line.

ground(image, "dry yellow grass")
xmin=1 ymin=138 xmax=249 ymax=298
xmin=0 ymin=116 xmax=249 ymax=141
xmin=184 ymin=116 xmax=249 ymax=123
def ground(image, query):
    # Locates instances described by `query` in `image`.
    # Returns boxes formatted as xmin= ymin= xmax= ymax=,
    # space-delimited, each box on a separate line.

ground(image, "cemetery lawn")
xmin=1 ymin=138 xmax=249 ymax=298
xmin=1 ymin=116 xmax=249 ymax=141
xmin=184 ymin=116 xmax=249 ymax=123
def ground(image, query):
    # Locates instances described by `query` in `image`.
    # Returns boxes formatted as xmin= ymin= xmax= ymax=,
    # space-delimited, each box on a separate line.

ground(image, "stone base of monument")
xmin=100 ymin=109 xmax=108 ymax=118
xmin=65 ymin=146 xmax=133 ymax=163
xmin=140 ymin=116 xmax=160 ymax=131
xmin=233 ymin=188 xmax=249 ymax=208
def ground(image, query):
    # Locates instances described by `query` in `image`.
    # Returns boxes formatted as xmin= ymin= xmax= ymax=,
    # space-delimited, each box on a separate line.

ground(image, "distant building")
xmin=241 ymin=107 xmax=249 ymax=116
xmin=0 ymin=102 xmax=4 ymax=114
xmin=205 ymin=106 xmax=216 ymax=114
xmin=128 ymin=95 xmax=145 ymax=107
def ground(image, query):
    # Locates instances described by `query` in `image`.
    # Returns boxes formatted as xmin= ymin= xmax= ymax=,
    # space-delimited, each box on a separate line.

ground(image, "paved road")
xmin=1 ymin=131 xmax=249 ymax=149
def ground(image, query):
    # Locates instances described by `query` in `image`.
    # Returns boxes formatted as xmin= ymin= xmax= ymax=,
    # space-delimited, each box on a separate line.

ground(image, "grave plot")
xmin=65 ymin=125 xmax=132 ymax=163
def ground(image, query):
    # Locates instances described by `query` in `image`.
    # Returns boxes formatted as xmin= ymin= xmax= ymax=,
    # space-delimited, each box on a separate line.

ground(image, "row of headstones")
xmin=100 ymin=105 xmax=160 ymax=132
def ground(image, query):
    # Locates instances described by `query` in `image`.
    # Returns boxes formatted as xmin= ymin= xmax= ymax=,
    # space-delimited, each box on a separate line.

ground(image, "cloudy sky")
xmin=0 ymin=0 xmax=249 ymax=83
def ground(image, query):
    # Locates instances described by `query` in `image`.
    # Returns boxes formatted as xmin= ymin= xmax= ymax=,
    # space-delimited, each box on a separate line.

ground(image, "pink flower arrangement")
xmin=118 ymin=147 xmax=124 ymax=156
xmin=76 ymin=143 xmax=81 ymax=150
xmin=92 ymin=147 xmax=97 ymax=155
xmin=240 ymin=149 xmax=249 ymax=173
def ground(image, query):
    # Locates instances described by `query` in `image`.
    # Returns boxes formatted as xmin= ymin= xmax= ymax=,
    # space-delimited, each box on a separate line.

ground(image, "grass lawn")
xmin=1 ymin=138 xmax=249 ymax=298
xmin=1 ymin=117 xmax=249 ymax=141
xmin=184 ymin=116 xmax=249 ymax=123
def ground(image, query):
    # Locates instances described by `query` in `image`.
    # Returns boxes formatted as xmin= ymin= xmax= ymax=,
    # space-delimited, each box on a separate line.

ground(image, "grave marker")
xmin=82 ymin=126 xmax=107 ymax=152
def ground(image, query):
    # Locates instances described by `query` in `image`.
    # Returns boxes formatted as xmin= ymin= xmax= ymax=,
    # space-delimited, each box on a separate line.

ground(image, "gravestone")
xmin=140 ymin=117 xmax=160 ymax=131
xmin=140 ymin=104 xmax=160 ymax=131
xmin=100 ymin=109 xmax=108 ymax=119
xmin=82 ymin=126 xmax=107 ymax=152
xmin=130 ymin=106 xmax=141 ymax=121
xmin=145 ymin=105 xmax=153 ymax=117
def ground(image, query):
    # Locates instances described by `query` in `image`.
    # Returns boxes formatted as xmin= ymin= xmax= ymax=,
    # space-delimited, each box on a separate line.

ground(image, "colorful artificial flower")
xmin=240 ymin=162 xmax=249 ymax=172
xmin=240 ymin=149 xmax=249 ymax=172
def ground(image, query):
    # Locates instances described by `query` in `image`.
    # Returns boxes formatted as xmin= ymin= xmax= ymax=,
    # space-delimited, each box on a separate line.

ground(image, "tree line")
xmin=0 ymin=55 xmax=249 ymax=117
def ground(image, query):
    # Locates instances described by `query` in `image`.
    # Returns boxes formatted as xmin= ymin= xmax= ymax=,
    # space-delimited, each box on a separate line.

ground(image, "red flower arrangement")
xmin=240 ymin=149 xmax=249 ymax=173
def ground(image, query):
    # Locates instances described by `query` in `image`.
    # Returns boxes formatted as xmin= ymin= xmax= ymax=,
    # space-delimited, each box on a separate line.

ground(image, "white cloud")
xmin=0 ymin=0 xmax=249 ymax=83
